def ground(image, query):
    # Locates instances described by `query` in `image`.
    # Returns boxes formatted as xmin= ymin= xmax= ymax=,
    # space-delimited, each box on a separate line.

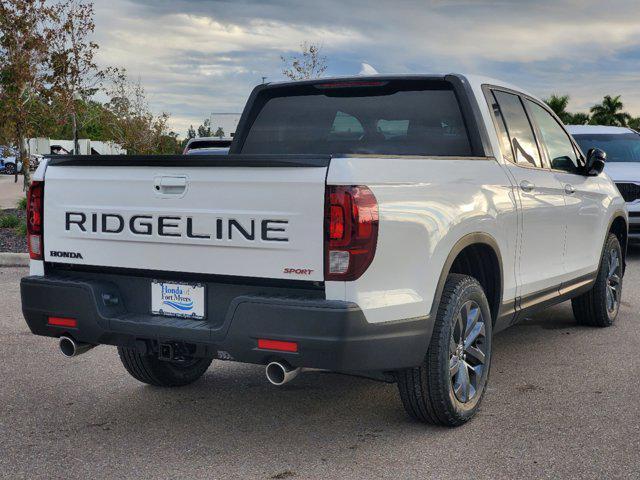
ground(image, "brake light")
xmin=315 ymin=81 xmax=387 ymax=89
xmin=27 ymin=181 xmax=44 ymax=260
xmin=325 ymin=185 xmax=378 ymax=281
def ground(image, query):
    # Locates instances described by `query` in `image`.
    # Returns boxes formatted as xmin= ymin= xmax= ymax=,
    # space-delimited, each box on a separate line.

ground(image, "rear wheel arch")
xmin=431 ymin=233 xmax=503 ymax=325
xmin=608 ymin=214 xmax=627 ymax=271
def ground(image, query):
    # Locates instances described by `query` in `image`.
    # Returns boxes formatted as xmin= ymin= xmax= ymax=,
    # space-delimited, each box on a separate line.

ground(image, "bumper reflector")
xmin=48 ymin=317 xmax=77 ymax=328
xmin=257 ymin=339 xmax=298 ymax=353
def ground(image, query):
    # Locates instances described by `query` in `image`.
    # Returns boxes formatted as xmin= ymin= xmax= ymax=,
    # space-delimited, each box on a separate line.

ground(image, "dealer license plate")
xmin=151 ymin=281 xmax=205 ymax=319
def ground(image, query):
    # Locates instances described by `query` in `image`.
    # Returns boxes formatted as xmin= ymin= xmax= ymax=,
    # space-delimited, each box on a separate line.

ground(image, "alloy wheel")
xmin=449 ymin=300 xmax=488 ymax=403
xmin=606 ymin=247 xmax=621 ymax=315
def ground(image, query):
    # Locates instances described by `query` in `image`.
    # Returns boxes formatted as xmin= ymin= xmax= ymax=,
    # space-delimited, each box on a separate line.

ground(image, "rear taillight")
xmin=325 ymin=185 xmax=378 ymax=281
xmin=27 ymin=180 xmax=44 ymax=260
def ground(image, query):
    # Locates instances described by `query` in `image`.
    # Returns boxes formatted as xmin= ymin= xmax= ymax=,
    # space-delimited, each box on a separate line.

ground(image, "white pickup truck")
xmin=21 ymin=74 xmax=627 ymax=426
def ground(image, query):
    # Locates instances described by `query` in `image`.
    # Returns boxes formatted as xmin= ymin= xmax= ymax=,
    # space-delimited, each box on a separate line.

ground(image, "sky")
xmin=92 ymin=0 xmax=640 ymax=136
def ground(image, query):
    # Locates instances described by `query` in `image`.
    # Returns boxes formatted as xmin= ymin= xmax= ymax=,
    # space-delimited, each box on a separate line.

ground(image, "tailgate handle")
xmin=155 ymin=176 xmax=187 ymax=195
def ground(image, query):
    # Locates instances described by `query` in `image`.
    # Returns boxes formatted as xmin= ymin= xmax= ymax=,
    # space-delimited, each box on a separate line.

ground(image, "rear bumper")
xmin=20 ymin=275 xmax=429 ymax=372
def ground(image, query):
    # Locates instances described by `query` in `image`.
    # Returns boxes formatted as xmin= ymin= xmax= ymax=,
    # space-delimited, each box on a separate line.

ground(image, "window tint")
xmin=526 ymin=100 xmax=579 ymax=173
xmin=488 ymin=93 xmax=515 ymax=164
xmin=241 ymin=82 xmax=473 ymax=156
xmin=492 ymin=91 xmax=541 ymax=167
xmin=376 ymin=119 xmax=410 ymax=139
xmin=330 ymin=111 xmax=364 ymax=141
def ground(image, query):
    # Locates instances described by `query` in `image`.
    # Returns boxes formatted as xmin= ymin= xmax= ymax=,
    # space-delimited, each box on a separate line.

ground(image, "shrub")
xmin=0 ymin=215 xmax=20 ymax=228
xmin=15 ymin=220 xmax=27 ymax=236
xmin=17 ymin=197 xmax=27 ymax=210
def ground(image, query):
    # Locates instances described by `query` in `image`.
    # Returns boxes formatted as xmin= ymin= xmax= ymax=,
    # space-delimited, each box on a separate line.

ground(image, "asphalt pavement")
xmin=1 ymin=249 xmax=639 ymax=479
xmin=0 ymin=174 xmax=24 ymax=209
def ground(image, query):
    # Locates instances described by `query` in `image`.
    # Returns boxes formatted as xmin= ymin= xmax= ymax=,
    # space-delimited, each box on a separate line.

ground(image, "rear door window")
xmin=492 ymin=90 xmax=542 ymax=168
xmin=240 ymin=81 xmax=473 ymax=156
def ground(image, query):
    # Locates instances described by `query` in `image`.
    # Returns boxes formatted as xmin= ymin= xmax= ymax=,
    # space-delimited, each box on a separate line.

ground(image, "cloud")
xmin=92 ymin=0 xmax=640 ymax=135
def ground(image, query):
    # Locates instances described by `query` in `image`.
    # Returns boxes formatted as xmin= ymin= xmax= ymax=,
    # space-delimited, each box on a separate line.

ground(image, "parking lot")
xmin=1 ymin=249 xmax=638 ymax=479
xmin=0 ymin=175 xmax=23 ymax=209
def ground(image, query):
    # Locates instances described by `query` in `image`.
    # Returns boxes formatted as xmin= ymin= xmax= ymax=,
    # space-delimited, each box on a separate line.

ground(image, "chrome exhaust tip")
xmin=265 ymin=361 xmax=300 ymax=386
xmin=59 ymin=336 xmax=95 ymax=358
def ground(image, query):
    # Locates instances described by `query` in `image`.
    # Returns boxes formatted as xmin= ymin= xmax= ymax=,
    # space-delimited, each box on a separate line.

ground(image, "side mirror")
xmin=585 ymin=148 xmax=606 ymax=176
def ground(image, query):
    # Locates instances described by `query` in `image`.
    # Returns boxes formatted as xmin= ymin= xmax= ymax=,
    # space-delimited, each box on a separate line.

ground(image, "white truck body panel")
xmin=326 ymin=156 xmax=518 ymax=323
xmin=42 ymin=165 xmax=327 ymax=281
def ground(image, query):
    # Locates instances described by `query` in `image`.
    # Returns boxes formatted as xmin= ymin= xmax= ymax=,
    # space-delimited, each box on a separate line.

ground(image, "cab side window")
xmin=526 ymin=100 xmax=580 ymax=173
xmin=488 ymin=92 xmax=515 ymax=164
xmin=492 ymin=91 xmax=542 ymax=168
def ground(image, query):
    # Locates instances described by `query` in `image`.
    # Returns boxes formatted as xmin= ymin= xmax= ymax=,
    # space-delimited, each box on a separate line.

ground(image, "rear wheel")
xmin=4 ymin=163 xmax=15 ymax=175
xmin=572 ymin=233 xmax=623 ymax=327
xmin=397 ymin=274 xmax=492 ymax=426
xmin=117 ymin=346 xmax=213 ymax=387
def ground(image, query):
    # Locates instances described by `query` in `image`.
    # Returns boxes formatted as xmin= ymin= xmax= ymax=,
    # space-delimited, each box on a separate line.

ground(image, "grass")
xmin=15 ymin=220 xmax=27 ymax=236
xmin=0 ymin=214 xmax=20 ymax=228
xmin=17 ymin=196 xmax=27 ymax=210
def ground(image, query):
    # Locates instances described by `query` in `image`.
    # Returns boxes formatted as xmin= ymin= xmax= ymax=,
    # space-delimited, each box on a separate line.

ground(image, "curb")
xmin=0 ymin=252 xmax=29 ymax=267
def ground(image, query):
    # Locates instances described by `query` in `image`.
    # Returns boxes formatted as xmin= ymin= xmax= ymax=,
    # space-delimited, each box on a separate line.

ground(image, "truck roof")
xmin=263 ymin=73 xmax=539 ymax=101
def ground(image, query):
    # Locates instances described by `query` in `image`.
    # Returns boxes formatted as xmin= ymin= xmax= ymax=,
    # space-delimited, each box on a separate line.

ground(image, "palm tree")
xmin=628 ymin=117 xmax=640 ymax=132
xmin=567 ymin=112 xmax=590 ymax=125
xmin=589 ymin=95 xmax=632 ymax=126
xmin=544 ymin=94 xmax=572 ymax=124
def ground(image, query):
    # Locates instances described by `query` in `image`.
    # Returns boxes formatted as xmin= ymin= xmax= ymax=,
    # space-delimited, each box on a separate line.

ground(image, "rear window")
xmin=240 ymin=81 xmax=473 ymax=156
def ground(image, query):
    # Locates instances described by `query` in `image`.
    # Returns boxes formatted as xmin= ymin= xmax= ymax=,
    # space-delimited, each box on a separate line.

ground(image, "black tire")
xmin=117 ymin=346 xmax=213 ymax=387
xmin=572 ymin=233 xmax=623 ymax=327
xmin=4 ymin=163 xmax=15 ymax=175
xmin=397 ymin=274 xmax=492 ymax=427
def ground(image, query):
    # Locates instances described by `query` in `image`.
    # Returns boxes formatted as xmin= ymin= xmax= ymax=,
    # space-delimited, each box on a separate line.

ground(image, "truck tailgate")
xmin=42 ymin=158 xmax=328 ymax=281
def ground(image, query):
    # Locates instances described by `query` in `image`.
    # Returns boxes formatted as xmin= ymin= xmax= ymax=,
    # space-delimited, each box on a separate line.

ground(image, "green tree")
xmin=567 ymin=112 xmax=590 ymax=125
xmin=0 ymin=0 xmax=57 ymax=187
xmin=158 ymin=131 xmax=182 ymax=154
xmin=544 ymin=94 xmax=573 ymax=124
xmin=101 ymin=67 xmax=173 ymax=155
xmin=186 ymin=125 xmax=196 ymax=139
xmin=48 ymin=0 xmax=100 ymax=154
xmin=544 ymin=94 xmax=591 ymax=125
xmin=589 ymin=95 xmax=632 ymax=126
xmin=197 ymin=118 xmax=211 ymax=137
xmin=628 ymin=117 xmax=640 ymax=131
xmin=0 ymin=0 xmax=99 ymax=185
xmin=214 ymin=127 xmax=225 ymax=138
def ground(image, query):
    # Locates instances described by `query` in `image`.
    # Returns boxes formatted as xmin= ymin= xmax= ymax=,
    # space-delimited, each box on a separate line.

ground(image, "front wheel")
xmin=397 ymin=274 xmax=492 ymax=427
xmin=118 ymin=346 xmax=213 ymax=387
xmin=572 ymin=233 xmax=623 ymax=327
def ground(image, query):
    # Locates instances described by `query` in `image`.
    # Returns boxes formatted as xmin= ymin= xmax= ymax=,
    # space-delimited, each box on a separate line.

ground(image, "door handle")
xmin=564 ymin=184 xmax=576 ymax=195
xmin=154 ymin=176 xmax=187 ymax=195
xmin=519 ymin=180 xmax=535 ymax=193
